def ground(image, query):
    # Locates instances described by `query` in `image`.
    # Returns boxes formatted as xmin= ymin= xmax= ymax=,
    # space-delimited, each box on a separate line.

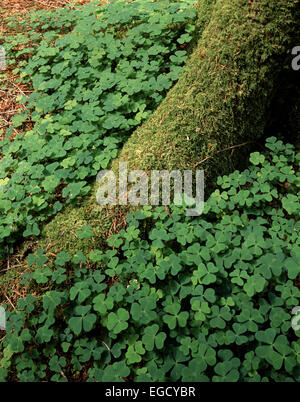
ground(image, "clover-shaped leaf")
xmin=163 ymin=302 xmax=189 ymax=330
xmin=68 ymin=305 xmax=97 ymax=336
xmin=107 ymin=308 xmax=129 ymax=334
xmin=102 ymin=361 xmax=130 ymax=382
xmin=76 ymin=225 xmax=94 ymax=240
xmin=213 ymin=360 xmax=240 ymax=382
xmin=70 ymin=282 xmax=91 ymax=303
xmin=191 ymin=298 xmax=210 ymax=322
xmin=93 ymin=293 xmax=114 ymax=315
xmin=142 ymin=324 xmax=166 ymax=351
xmin=282 ymin=194 xmax=298 ymax=215
xmin=249 ymin=152 xmax=265 ymax=166
xmin=32 ymin=267 xmax=52 ymax=284
xmin=255 ymin=328 xmax=277 ymax=345
xmin=181 ymin=358 xmax=208 ymax=381
xmin=126 ymin=341 xmax=146 ymax=364
xmin=55 ymin=251 xmax=71 ymax=267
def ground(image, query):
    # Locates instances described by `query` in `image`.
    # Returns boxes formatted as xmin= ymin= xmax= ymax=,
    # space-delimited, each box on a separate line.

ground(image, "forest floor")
xmin=0 ymin=0 xmax=75 ymax=308
xmin=0 ymin=0 xmax=113 ymax=308
xmin=0 ymin=0 xmax=72 ymax=142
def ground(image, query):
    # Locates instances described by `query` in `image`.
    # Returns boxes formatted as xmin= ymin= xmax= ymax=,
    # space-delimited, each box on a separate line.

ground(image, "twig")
xmin=4 ymin=293 xmax=16 ymax=310
xmin=102 ymin=341 xmax=111 ymax=352
xmin=0 ymin=264 xmax=24 ymax=274
xmin=193 ymin=141 xmax=252 ymax=168
xmin=0 ymin=116 xmax=19 ymax=136
xmin=7 ymin=79 xmax=28 ymax=99
xmin=2 ymin=109 xmax=23 ymax=114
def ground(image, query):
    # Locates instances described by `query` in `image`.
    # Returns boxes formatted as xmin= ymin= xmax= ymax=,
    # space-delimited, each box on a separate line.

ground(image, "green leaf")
xmin=282 ymin=194 xmax=299 ymax=215
xmin=181 ymin=358 xmax=208 ymax=381
xmin=107 ymin=308 xmax=129 ymax=334
xmin=142 ymin=324 xmax=166 ymax=351
xmin=102 ymin=361 xmax=130 ymax=382
xmin=68 ymin=306 xmax=96 ymax=336
xmin=249 ymin=152 xmax=265 ymax=166
xmin=255 ymin=328 xmax=277 ymax=345
xmin=76 ymin=225 xmax=94 ymax=240
xmin=126 ymin=341 xmax=146 ymax=364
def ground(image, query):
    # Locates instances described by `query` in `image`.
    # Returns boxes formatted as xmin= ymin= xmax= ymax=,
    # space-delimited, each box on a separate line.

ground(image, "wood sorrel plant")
xmin=0 ymin=137 xmax=299 ymax=382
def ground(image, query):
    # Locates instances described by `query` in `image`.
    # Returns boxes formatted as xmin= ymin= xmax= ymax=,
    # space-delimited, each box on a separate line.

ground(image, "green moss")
xmin=0 ymin=268 xmax=20 ymax=302
xmin=38 ymin=0 xmax=300 ymax=255
xmin=38 ymin=194 xmax=121 ymax=254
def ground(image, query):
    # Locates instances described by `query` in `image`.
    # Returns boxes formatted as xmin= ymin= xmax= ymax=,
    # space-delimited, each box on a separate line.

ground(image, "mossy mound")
xmin=39 ymin=0 xmax=300 ymax=255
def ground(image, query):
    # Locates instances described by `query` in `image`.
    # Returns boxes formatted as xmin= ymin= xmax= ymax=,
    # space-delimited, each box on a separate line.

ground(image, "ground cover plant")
xmin=0 ymin=0 xmax=299 ymax=383
xmin=0 ymin=0 xmax=73 ymax=141
xmin=0 ymin=137 xmax=299 ymax=381
xmin=0 ymin=0 xmax=197 ymax=258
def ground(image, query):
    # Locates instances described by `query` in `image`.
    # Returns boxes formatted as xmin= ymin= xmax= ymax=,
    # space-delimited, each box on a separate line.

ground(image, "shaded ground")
xmin=0 ymin=0 xmax=74 ymax=307
xmin=0 ymin=0 xmax=112 ymax=308
xmin=0 ymin=0 xmax=72 ymax=142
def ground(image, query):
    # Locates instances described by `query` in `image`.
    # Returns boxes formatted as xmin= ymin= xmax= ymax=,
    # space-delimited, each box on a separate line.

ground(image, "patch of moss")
xmin=38 ymin=190 xmax=127 ymax=254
